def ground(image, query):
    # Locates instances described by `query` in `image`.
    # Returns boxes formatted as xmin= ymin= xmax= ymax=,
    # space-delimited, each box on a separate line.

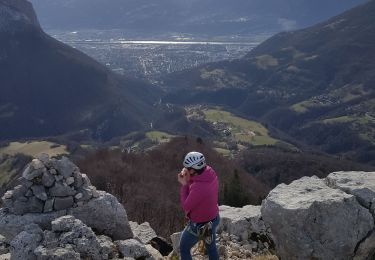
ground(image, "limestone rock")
xmin=22 ymin=159 xmax=45 ymax=181
xmin=12 ymin=196 xmax=44 ymax=215
xmin=49 ymin=182 xmax=76 ymax=197
xmin=129 ymin=221 xmax=157 ymax=244
xmin=116 ymin=239 xmax=150 ymax=259
xmin=354 ymin=230 xmax=375 ymax=260
xmin=170 ymin=232 xmax=181 ymax=254
xmin=0 ymin=191 xmax=132 ymax=241
xmin=261 ymin=176 xmax=374 ymax=260
xmin=53 ymin=156 xmax=78 ymax=178
xmin=54 ymin=196 xmax=74 ymax=211
xmin=145 ymin=244 xmax=163 ymax=260
xmin=41 ymin=171 xmax=55 ymax=187
xmin=70 ymin=191 xmax=133 ymax=240
xmin=31 ymin=185 xmax=47 ymax=201
xmin=10 ymin=224 xmax=43 ymax=260
xmin=34 ymin=246 xmax=80 ymax=260
xmin=326 ymin=171 xmax=375 ymax=215
xmin=218 ymin=205 xmax=268 ymax=242
xmin=0 ymin=234 xmax=9 ymax=254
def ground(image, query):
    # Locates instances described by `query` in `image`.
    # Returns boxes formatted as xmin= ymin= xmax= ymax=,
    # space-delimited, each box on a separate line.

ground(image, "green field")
xmin=0 ymin=141 xmax=68 ymax=157
xmin=203 ymin=109 xmax=278 ymax=146
xmin=145 ymin=131 xmax=176 ymax=143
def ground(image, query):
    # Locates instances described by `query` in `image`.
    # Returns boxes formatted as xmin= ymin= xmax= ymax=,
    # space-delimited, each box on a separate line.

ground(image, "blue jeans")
xmin=179 ymin=215 xmax=220 ymax=260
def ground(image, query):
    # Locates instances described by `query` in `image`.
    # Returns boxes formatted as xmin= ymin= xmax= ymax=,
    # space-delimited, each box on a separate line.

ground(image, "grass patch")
xmin=322 ymin=116 xmax=355 ymax=124
xmin=145 ymin=131 xmax=175 ymax=143
xmin=203 ymin=109 xmax=278 ymax=146
xmin=0 ymin=141 xmax=68 ymax=157
xmin=213 ymin=147 xmax=231 ymax=157
xmin=0 ymin=158 xmax=17 ymax=186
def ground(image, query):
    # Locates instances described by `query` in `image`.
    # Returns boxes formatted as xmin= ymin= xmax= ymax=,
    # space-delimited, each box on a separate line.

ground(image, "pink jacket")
xmin=180 ymin=166 xmax=219 ymax=223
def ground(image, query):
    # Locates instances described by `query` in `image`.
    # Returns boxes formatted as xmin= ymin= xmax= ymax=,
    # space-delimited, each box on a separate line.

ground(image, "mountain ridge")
xmin=0 ymin=0 xmax=163 ymax=141
xmin=162 ymin=0 xmax=375 ymax=164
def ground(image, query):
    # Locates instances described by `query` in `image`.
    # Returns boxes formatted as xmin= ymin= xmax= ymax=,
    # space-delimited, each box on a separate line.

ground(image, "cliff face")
xmin=0 ymin=0 xmax=40 ymax=32
xmin=0 ymin=0 xmax=162 ymax=141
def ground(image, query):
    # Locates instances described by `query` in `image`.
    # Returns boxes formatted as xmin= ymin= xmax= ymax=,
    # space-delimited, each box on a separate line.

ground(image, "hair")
xmin=193 ymin=165 xmax=206 ymax=175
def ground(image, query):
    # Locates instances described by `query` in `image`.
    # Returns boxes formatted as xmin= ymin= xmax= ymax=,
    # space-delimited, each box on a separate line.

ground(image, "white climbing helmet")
xmin=183 ymin=151 xmax=206 ymax=170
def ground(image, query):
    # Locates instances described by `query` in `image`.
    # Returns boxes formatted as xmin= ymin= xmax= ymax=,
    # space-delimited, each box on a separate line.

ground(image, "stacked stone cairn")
xmin=0 ymin=154 xmax=165 ymax=260
xmin=2 ymin=154 xmax=98 ymax=214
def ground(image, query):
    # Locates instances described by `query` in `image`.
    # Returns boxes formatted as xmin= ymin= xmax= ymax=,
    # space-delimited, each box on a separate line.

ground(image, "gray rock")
xmin=76 ymin=187 xmax=92 ymax=202
xmin=34 ymin=246 xmax=80 ymax=260
xmin=326 ymin=171 xmax=375 ymax=215
xmin=22 ymin=159 xmax=45 ymax=181
xmin=43 ymin=198 xmax=54 ymax=213
xmin=73 ymin=172 xmax=83 ymax=189
xmin=261 ymin=176 xmax=374 ymax=260
xmin=31 ymin=185 xmax=47 ymax=201
xmin=51 ymin=215 xmax=77 ymax=232
xmin=218 ymin=205 xmax=268 ymax=242
xmin=170 ymin=232 xmax=181 ymax=254
xmin=0 ymin=234 xmax=9 ymax=254
xmin=54 ymin=175 xmax=64 ymax=182
xmin=54 ymin=196 xmax=74 ymax=211
xmin=354 ymin=230 xmax=375 ymax=260
xmin=49 ymin=182 xmax=76 ymax=197
xmin=129 ymin=221 xmax=157 ymax=244
xmin=12 ymin=185 xmax=28 ymax=199
xmin=2 ymin=191 xmax=13 ymax=200
xmin=36 ymin=153 xmax=49 ymax=165
xmin=54 ymin=157 xmax=77 ymax=178
xmin=66 ymin=177 xmax=75 ymax=186
xmin=71 ymin=191 xmax=133 ymax=240
xmin=41 ymin=171 xmax=55 ymax=187
xmin=116 ymin=239 xmax=150 ymax=259
xmin=12 ymin=196 xmax=44 ymax=215
xmin=0 ymin=191 xmax=133 ymax=242
xmin=10 ymin=224 xmax=43 ymax=260
xmin=25 ymin=190 xmax=33 ymax=197
xmin=49 ymin=169 xmax=57 ymax=175
xmin=81 ymin=174 xmax=92 ymax=188
xmin=145 ymin=244 xmax=163 ymax=260
xmin=97 ymin=235 xmax=118 ymax=259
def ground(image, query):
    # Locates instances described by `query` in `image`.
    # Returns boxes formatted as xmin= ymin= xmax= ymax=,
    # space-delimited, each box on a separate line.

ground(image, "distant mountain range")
xmin=162 ymin=0 xmax=375 ymax=164
xmin=0 ymin=0 xmax=163 ymax=141
xmin=29 ymin=0 xmax=367 ymax=34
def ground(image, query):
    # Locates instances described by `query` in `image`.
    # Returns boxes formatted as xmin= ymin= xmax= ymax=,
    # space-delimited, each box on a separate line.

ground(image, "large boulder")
xmin=261 ymin=175 xmax=374 ymax=260
xmin=0 ymin=155 xmax=133 ymax=241
xmin=326 ymin=171 xmax=375 ymax=216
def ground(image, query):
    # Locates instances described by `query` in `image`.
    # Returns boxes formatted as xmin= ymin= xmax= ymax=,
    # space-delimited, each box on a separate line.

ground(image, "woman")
xmin=178 ymin=151 xmax=220 ymax=260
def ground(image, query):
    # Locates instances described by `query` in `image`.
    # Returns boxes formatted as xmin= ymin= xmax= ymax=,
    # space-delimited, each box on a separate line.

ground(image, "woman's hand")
xmin=178 ymin=168 xmax=190 ymax=186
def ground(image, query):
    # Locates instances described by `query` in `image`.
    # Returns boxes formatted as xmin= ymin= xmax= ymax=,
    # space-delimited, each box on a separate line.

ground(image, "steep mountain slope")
xmin=162 ymin=0 xmax=375 ymax=164
xmin=0 ymin=0 xmax=162 ymax=141
xmin=29 ymin=0 xmax=366 ymax=34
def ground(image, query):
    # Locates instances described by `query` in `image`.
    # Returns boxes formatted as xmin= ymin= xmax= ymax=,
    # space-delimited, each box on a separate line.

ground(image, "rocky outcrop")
xmin=169 ymin=205 xmax=275 ymax=259
xmin=0 ymin=155 xmax=133 ymax=241
xmin=7 ymin=215 xmax=154 ymax=260
xmin=261 ymin=173 xmax=375 ymax=260
xmin=0 ymin=0 xmax=40 ymax=32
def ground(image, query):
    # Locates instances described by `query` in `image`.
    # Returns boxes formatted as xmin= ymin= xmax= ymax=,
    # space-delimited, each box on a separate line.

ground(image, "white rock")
xmin=116 ymin=239 xmax=150 ymax=259
xmin=218 ymin=205 xmax=267 ymax=242
xmin=261 ymin=176 xmax=374 ymax=260
xmin=129 ymin=221 xmax=157 ymax=244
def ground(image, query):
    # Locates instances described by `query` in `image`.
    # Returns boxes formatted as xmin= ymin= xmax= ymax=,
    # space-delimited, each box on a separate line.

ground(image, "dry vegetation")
xmin=78 ymin=137 xmax=267 ymax=238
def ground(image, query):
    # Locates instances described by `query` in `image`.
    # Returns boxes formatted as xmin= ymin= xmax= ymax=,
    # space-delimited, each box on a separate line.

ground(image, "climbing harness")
xmin=185 ymin=220 xmax=214 ymax=255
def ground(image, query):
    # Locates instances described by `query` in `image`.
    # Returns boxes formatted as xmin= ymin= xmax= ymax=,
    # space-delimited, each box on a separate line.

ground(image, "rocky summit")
xmin=0 ymin=156 xmax=374 ymax=259
xmin=261 ymin=172 xmax=375 ymax=260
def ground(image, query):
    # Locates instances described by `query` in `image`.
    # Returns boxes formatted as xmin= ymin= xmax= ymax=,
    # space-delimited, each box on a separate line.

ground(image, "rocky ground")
xmin=0 ymin=154 xmax=374 ymax=259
